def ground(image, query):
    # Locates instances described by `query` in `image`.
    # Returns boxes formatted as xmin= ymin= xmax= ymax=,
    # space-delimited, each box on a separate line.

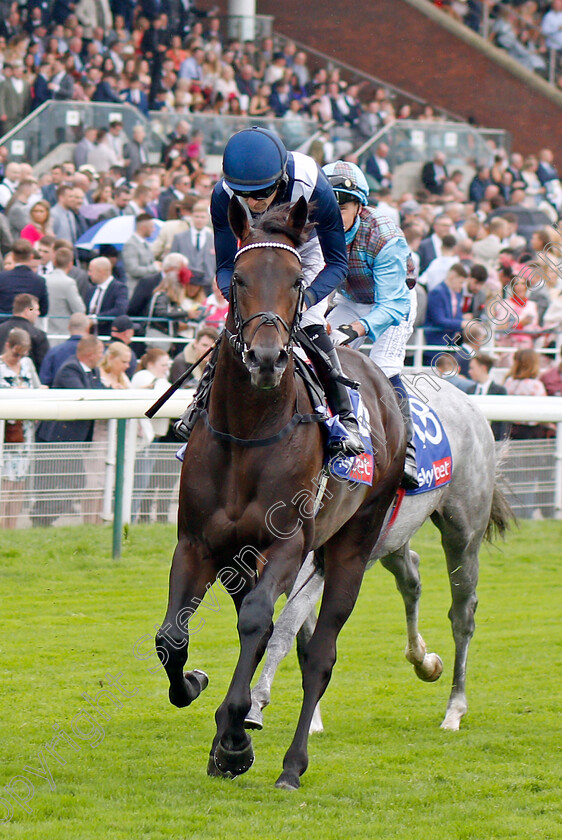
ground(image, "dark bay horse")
xmin=155 ymin=196 xmax=407 ymax=790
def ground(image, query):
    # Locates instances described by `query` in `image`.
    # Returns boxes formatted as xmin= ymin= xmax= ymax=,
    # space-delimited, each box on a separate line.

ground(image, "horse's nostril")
xmin=246 ymin=349 xmax=258 ymax=367
xmin=276 ymin=349 xmax=289 ymax=369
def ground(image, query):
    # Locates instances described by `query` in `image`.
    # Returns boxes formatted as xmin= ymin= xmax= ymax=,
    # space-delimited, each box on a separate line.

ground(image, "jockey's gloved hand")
xmin=330 ymin=324 xmax=360 ymax=346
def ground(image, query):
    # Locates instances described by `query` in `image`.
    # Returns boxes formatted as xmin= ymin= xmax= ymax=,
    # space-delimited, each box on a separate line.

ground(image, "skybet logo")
xmin=418 ymin=456 xmax=452 ymax=488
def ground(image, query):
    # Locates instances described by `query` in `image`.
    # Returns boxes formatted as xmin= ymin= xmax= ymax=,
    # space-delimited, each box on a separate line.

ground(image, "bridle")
xmin=225 ymin=241 xmax=305 ymax=363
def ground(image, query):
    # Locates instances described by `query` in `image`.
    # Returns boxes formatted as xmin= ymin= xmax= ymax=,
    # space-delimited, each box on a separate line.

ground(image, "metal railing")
xmin=354 ymin=119 xmax=510 ymax=174
xmin=1 ymin=390 xmax=562 ymax=535
xmin=0 ymin=101 xmax=159 ymax=168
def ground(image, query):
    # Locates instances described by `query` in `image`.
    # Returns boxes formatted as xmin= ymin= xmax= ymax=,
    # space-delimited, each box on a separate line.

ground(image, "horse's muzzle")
xmin=244 ymin=346 xmax=289 ymax=389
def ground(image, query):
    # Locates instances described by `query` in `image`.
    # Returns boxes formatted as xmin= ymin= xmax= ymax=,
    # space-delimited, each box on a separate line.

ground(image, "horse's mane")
xmin=252 ymin=201 xmax=315 ymax=248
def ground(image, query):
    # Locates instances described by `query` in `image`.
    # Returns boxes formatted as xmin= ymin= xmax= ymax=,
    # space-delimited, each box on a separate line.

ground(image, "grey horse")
xmin=245 ymin=376 xmax=513 ymax=734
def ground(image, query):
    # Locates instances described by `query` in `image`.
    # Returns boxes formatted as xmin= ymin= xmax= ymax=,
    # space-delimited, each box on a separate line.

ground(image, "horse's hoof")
xmin=207 ymin=754 xmax=226 ymax=777
xmin=214 ymin=739 xmax=254 ymax=778
xmin=413 ymin=653 xmax=443 ymax=683
xmin=168 ymin=670 xmax=209 ymax=708
xmin=186 ymin=669 xmax=209 ymax=692
xmin=244 ymin=702 xmax=264 ymax=730
xmin=275 ymin=771 xmax=300 ymax=791
xmin=441 ymin=697 xmax=467 ymax=731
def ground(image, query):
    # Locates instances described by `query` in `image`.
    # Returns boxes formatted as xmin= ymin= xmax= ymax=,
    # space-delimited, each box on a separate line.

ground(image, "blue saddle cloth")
xmin=325 ymin=389 xmax=375 ymax=486
xmin=405 ymin=396 xmax=453 ymax=495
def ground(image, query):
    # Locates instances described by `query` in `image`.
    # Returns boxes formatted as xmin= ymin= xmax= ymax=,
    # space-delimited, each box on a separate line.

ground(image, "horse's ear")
xmin=228 ymin=195 xmax=251 ymax=242
xmin=287 ymin=195 xmax=308 ymax=238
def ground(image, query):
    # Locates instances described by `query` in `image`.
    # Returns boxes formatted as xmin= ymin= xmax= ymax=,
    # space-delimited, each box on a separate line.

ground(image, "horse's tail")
xmin=485 ymin=442 xmax=516 ymax=543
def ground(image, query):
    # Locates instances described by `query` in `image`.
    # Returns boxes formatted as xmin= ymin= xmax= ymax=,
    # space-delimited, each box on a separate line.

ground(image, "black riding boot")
xmin=389 ymin=374 xmax=419 ymax=490
xmin=299 ymin=324 xmax=365 ymax=458
xmin=173 ymin=344 xmax=220 ymax=442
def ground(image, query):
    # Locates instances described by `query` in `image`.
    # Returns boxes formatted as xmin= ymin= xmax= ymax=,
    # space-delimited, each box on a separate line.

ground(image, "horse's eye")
xmin=233 ymin=273 xmax=245 ymax=288
xmin=293 ymin=276 xmax=303 ymax=290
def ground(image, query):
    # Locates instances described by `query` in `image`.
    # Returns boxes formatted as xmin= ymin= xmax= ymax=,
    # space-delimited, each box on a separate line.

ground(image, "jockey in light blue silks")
xmin=322 ymin=160 xmax=419 ymax=489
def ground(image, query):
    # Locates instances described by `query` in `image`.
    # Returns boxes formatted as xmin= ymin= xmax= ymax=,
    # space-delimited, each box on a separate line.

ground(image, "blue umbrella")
xmin=76 ymin=216 xmax=162 ymax=251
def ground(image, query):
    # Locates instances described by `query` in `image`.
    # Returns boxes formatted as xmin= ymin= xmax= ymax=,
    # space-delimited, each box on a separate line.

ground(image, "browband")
xmin=234 ymin=242 xmax=302 ymax=264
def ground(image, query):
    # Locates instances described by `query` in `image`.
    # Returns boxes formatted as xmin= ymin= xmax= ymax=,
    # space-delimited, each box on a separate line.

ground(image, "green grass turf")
xmin=0 ymin=521 xmax=561 ymax=839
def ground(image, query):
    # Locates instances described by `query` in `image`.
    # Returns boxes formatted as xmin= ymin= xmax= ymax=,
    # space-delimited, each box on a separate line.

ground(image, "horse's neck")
xmin=209 ymin=342 xmax=297 ymax=438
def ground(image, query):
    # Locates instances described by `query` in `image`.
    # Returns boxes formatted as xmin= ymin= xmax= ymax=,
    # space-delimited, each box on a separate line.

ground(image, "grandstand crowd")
xmin=434 ymin=1 xmax=562 ymax=84
xmin=0 ymin=1 xmax=561 ymax=528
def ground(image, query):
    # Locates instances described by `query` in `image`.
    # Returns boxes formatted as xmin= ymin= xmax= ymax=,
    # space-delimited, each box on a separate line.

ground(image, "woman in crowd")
xmin=520 ymin=155 xmax=544 ymax=206
xmin=0 ymin=329 xmax=41 ymax=528
xmin=20 ymin=200 xmax=52 ymax=244
xmin=130 ymin=348 xmax=174 ymax=523
xmin=100 ymin=342 xmax=132 ymax=389
xmin=504 ymin=349 xmax=549 ymax=439
xmin=496 ymin=275 xmax=540 ymax=355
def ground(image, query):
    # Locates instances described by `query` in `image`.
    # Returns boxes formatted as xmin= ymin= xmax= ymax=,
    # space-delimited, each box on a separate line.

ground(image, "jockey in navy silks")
xmin=174 ymin=127 xmax=365 ymax=458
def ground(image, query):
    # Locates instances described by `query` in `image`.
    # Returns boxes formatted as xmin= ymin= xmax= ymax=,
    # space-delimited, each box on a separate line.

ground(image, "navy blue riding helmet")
xmin=212 ymin=126 xmax=348 ymax=303
xmin=222 ymin=127 xmax=288 ymax=196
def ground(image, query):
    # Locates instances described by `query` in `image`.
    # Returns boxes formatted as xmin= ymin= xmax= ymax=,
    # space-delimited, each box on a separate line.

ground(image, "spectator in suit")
xmin=158 ymin=172 xmax=191 ymax=221
xmin=467 ymin=353 xmax=509 ymax=441
xmin=366 ymin=142 xmax=392 ymax=189
xmin=417 ymin=213 xmax=454 ymax=275
xmin=74 ymin=127 xmax=98 ymax=170
xmin=424 ymin=264 xmax=470 ymax=364
xmin=5 ymin=179 xmax=37 ymax=238
xmin=0 ymin=62 xmax=32 ymax=133
xmin=85 ymin=256 xmax=129 ymax=332
xmin=123 ymin=185 xmax=152 ymax=217
xmin=39 ymin=311 xmax=92 ymax=385
xmin=32 ymin=335 xmax=105 ymax=528
xmin=421 ymin=151 xmax=449 ymax=196
xmin=45 ymin=246 xmax=86 ymax=341
xmin=48 ymin=55 xmax=75 ymax=100
xmin=0 ymin=293 xmax=50 ymax=370
xmin=33 ymin=61 xmax=52 ymax=106
xmin=122 ymin=77 xmax=150 ymax=116
xmin=169 ymin=199 xmax=215 ymax=291
xmin=123 ymin=124 xmax=150 ymax=180
xmin=98 ymin=185 xmax=132 ymax=221
xmin=50 ymin=185 xmax=81 ymax=245
xmin=121 ymin=213 xmax=161 ymax=293
xmin=40 ymin=165 xmax=65 ymax=207
xmin=468 ymin=166 xmax=492 ymax=207
xmin=0 ymin=238 xmax=48 ymax=319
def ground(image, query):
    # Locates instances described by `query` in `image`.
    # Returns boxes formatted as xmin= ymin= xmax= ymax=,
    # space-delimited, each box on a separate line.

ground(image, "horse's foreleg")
xmin=155 ymin=538 xmax=213 ymax=709
xmin=440 ymin=537 xmax=479 ymax=731
xmin=380 ymin=545 xmax=443 ymax=683
xmin=297 ymin=607 xmax=324 ymax=734
xmin=246 ymin=553 xmax=324 ymax=731
xmin=212 ymin=536 xmax=305 ymax=778
xmin=276 ymin=551 xmax=366 ymax=791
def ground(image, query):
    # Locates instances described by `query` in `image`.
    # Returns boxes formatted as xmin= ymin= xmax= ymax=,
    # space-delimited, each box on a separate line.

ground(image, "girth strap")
xmin=200 ymin=409 xmax=325 ymax=448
